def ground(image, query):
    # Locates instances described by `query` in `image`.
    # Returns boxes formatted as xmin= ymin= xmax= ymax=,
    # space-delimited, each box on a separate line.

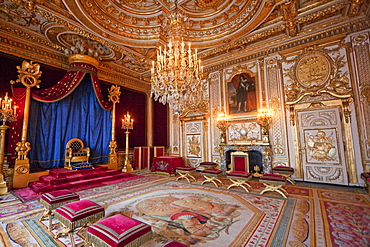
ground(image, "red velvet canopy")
xmin=31 ymin=62 xmax=112 ymax=110
xmin=9 ymin=62 xmax=112 ymax=164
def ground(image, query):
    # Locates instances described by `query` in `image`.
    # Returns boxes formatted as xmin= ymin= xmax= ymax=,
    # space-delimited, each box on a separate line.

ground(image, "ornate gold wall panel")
xmin=297 ymin=107 xmax=349 ymax=185
xmin=169 ymin=114 xmax=181 ymax=156
xmin=350 ymin=31 xmax=370 ymax=172
xmin=265 ymin=56 xmax=290 ymax=167
xmin=283 ymin=42 xmax=358 ymax=184
xmin=183 ymin=121 xmax=204 ymax=168
xmin=209 ymin=71 xmax=222 ymax=163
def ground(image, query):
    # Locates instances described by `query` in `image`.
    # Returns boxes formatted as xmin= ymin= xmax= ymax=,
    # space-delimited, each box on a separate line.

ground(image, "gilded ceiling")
xmin=0 ymin=0 xmax=369 ymax=91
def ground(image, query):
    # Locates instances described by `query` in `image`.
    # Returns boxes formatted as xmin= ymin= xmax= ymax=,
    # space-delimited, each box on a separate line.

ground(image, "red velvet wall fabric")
xmin=115 ymin=88 xmax=146 ymax=149
xmin=153 ymin=99 xmax=168 ymax=147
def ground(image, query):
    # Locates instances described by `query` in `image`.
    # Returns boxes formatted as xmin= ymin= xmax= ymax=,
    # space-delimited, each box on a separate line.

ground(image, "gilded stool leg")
xmin=39 ymin=208 xmax=54 ymax=230
xmin=201 ymin=175 xmax=223 ymax=187
xmin=176 ymin=172 xmax=196 ymax=183
xmin=260 ymin=183 xmax=288 ymax=198
xmin=273 ymin=171 xmax=296 ymax=185
xmin=227 ymin=179 xmax=252 ymax=192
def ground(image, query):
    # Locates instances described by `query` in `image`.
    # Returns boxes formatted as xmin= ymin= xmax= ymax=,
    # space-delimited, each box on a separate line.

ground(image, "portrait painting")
xmin=228 ymin=73 xmax=257 ymax=115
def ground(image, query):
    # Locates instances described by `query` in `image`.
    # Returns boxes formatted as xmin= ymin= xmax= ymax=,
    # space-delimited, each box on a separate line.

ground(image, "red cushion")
xmin=201 ymin=168 xmax=222 ymax=175
xmin=176 ymin=166 xmax=196 ymax=171
xmin=361 ymin=173 xmax=370 ymax=180
xmin=87 ymin=214 xmax=152 ymax=247
xmin=272 ymin=166 xmax=294 ymax=172
xmin=40 ymin=189 xmax=79 ymax=205
xmin=199 ymin=162 xmax=217 ymax=167
xmin=260 ymin=174 xmax=287 ymax=183
xmin=55 ymin=200 xmax=104 ymax=222
xmin=227 ymin=171 xmax=252 ymax=179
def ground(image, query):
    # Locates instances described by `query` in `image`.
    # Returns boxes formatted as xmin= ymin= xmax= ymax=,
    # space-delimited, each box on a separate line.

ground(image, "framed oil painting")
xmin=228 ymin=72 xmax=257 ymax=115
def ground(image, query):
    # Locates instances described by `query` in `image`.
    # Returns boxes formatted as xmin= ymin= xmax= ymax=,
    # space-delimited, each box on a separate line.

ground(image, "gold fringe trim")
xmin=56 ymin=211 xmax=105 ymax=229
xmin=40 ymin=198 xmax=79 ymax=210
xmin=87 ymin=231 xmax=153 ymax=247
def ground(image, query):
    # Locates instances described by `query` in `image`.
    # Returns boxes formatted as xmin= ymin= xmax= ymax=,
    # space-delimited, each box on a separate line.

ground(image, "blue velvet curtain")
xmin=28 ymin=75 xmax=112 ymax=169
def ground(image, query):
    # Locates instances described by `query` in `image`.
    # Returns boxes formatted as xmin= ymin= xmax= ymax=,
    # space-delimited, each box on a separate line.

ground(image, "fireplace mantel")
xmin=220 ymin=143 xmax=272 ymax=174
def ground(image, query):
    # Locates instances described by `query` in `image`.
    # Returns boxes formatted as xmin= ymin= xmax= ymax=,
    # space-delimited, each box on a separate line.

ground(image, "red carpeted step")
xmin=38 ymin=169 xmax=121 ymax=185
xmin=48 ymin=166 xmax=108 ymax=178
xmin=33 ymin=172 xmax=132 ymax=194
xmin=28 ymin=166 xmax=134 ymax=194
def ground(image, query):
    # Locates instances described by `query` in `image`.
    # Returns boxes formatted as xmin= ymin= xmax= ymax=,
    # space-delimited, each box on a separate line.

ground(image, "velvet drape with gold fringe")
xmin=9 ymin=62 xmax=112 ymax=169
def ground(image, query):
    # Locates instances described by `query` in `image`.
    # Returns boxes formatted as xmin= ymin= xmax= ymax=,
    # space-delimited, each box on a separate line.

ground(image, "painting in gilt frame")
xmin=228 ymin=72 xmax=257 ymax=115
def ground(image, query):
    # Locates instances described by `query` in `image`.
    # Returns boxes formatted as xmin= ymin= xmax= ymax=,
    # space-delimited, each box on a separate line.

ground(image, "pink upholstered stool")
xmin=87 ymin=214 xmax=152 ymax=247
xmin=272 ymin=166 xmax=296 ymax=184
xmin=39 ymin=189 xmax=80 ymax=230
xmin=200 ymin=168 xmax=223 ymax=187
xmin=54 ymin=199 xmax=105 ymax=247
xmin=259 ymin=174 xmax=288 ymax=198
xmin=176 ymin=166 xmax=196 ymax=183
xmin=226 ymin=171 xmax=253 ymax=192
xmin=361 ymin=173 xmax=370 ymax=194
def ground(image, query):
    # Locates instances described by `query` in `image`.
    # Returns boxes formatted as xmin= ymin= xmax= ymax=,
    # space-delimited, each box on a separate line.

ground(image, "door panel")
xmin=298 ymin=107 xmax=348 ymax=185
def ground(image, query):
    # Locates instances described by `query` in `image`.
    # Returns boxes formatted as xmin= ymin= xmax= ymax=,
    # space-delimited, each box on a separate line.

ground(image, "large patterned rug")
xmin=0 ymin=172 xmax=369 ymax=247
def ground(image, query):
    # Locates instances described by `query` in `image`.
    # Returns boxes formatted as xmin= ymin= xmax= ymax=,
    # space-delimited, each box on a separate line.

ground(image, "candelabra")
xmin=257 ymin=109 xmax=273 ymax=143
xmin=216 ymin=111 xmax=230 ymax=145
xmin=0 ymin=92 xmax=17 ymax=194
xmin=122 ymin=111 xmax=134 ymax=173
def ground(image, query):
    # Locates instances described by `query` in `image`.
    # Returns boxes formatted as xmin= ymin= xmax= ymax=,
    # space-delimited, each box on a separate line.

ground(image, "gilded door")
xmin=297 ymin=107 xmax=348 ymax=185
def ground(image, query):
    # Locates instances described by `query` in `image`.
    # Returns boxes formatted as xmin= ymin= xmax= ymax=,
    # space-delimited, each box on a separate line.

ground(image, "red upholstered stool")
xmin=199 ymin=162 xmax=218 ymax=169
xmin=226 ymin=171 xmax=252 ymax=192
xmin=176 ymin=166 xmax=196 ymax=183
xmin=259 ymin=174 xmax=288 ymax=198
xmin=361 ymin=173 xmax=370 ymax=194
xmin=55 ymin=199 xmax=105 ymax=247
xmin=272 ymin=166 xmax=296 ymax=185
xmin=87 ymin=214 xmax=152 ymax=247
xmin=200 ymin=168 xmax=223 ymax=187
xmin=39 ymin=189 xmax=80 ymax=230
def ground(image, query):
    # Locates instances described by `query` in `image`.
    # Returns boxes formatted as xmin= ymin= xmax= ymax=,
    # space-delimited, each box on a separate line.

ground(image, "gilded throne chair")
xmin=226 ymin=151 xmax=253 ymax=192
xmin=64 ymin=138 xmax=90 ymax=170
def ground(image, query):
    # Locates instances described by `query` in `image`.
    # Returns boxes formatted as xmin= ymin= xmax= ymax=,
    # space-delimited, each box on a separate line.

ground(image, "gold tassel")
xmin=40 ymin=198 xmax=79 ymax=210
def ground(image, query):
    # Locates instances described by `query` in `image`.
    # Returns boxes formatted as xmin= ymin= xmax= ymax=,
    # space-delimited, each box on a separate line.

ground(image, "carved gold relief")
xmin=188 ymin=136 xmax=201 ymax=157
xmin=361 ymin=85 xmax=370 ymax=103
xmin=196 ymin=0 xmax=222 ymax=9
xmin=0 ymin=0 xmax=39 ymax=27
xmin=228 ymin=122 xmax=260 ymax=143
xmin=10 ymin=60 xmax=42 ymax=88
xmin=306 ymin=130 xmax=337 ymax=162
xmin=15 ymin=164 xmax=29 ymax=174
xmin=285 ymin=47 xmax=352 ymax=104
xmin=296 ymin=53 xmax=331 ymax=89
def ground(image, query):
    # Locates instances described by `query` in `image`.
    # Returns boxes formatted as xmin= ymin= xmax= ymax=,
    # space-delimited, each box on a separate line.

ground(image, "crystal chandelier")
xmin=0 ymin=92 xmax=17 ymax=124
xmin=150 ymin=1 xmax=208 ymax=116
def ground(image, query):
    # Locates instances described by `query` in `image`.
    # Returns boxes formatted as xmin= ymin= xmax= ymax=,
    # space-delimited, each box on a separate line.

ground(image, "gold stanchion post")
xmin=107 ymin=85 xmax=121 ymax=170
